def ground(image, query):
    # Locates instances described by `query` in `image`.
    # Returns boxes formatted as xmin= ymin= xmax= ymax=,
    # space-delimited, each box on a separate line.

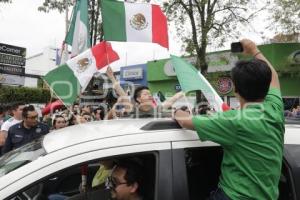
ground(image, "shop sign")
xmin=0 ymin=43 xmax=26 ymax=57
xmin=206 ymin=52 xmax=238 ymax=72
xmin=164 ymin=57 xmax=197 ymax=77
xmin=0 ymin=73 xmax=25 ymax=85
xmin=288 ymin=50 xmax=300 ymax=65
xmin=0 ymin=53 xmax=26 ymax=66
xmin=123 ymin=68 xmax=143 ymax=80
xmin=217 ymin=77 xmax=233 ymax=95
xmin=164 ymin=61 xmax=176 ymax=76
xmin=0 ymin=64 xmax=25 ymax=76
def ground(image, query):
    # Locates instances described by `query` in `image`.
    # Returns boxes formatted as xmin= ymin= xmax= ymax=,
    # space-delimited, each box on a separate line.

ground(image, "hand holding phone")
xmin=231 ymin=42 xmax=243 ymax=53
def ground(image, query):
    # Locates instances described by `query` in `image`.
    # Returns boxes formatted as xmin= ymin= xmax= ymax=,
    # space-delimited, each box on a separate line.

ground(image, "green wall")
xmin=147 ymin=59 xmax=174 ymax=82
xmin=280 ymin=77 xmax=300 ymax=96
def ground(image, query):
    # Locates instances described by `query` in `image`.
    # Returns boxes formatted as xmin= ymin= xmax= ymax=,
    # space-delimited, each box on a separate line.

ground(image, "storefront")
xmin=119 ymin=64 xmax=148 ymax=95
xmin=147 ymin=42 xmax=300 ymax=109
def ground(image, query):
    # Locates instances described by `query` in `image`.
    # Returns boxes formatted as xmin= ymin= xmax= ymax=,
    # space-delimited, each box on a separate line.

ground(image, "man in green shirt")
xmin=174 ymin=39 xmax=284 ymax=200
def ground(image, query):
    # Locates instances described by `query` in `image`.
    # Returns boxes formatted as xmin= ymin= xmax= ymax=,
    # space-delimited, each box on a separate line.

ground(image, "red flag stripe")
xmin=152 ymin=5 xmax=169 ymax=49
xmin=91 ymin=41 xmax=120 ymax=70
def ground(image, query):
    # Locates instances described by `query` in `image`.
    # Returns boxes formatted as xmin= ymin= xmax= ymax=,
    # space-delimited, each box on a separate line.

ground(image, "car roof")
xmin=43 ymin=118 xmax=300 ymax=153
xmin=43 ymin=118 xmax=176 ymax=153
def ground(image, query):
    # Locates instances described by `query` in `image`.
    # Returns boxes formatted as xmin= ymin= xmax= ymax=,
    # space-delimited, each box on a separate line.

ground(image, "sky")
xmin=0 ymin=0 xmax=275 ymax=68
xmin=0 ymin=0 xmax=66 ymax=56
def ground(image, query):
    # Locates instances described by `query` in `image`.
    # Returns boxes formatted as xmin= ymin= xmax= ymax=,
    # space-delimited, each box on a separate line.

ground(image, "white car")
xmin=0 ymin=118 xmax=299 ymax=200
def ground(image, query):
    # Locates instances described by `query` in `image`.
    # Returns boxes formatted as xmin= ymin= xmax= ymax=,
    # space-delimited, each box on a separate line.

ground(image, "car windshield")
xmin=0 ymin=137 xmax=46 ymax=177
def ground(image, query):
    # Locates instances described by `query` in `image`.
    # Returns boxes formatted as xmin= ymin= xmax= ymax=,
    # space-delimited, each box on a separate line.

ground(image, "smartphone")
xmin=231 ymin=42 xmax=243 ymax=53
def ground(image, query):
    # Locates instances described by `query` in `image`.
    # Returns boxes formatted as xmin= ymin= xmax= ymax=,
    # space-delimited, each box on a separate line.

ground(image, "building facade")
xmin=147 ymin=43 xmax=300 ymax=109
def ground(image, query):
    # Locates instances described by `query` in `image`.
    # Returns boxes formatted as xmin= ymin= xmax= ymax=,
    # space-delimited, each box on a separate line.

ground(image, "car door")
xmin=172 ymin=141 xmax=300 ymax=200
xmin=2 ymin=142 xmax=173 ymax=200
xmin=171 ymin=140 xmax=222 ymax=200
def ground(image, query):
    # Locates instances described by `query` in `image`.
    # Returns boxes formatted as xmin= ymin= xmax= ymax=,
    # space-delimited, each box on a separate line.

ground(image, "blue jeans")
xmin=207 ymin=188 xmax=230 ymax=200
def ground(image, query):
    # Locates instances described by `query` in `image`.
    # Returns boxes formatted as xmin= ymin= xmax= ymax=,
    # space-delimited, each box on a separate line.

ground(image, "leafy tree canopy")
xmin=268 ymin=0 xmax=300 ymax=34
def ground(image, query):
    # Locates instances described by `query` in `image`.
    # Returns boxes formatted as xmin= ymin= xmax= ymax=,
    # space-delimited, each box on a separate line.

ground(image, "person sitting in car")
xmin=106 ymin=159 xmax=144 ymax=200
xmin=49 ymin=160 xmax=114 ymax=200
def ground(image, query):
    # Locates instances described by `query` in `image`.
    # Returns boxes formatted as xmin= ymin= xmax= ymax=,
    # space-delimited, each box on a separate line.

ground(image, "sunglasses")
xmin=106 ymin=176 xmax=127 ymax=189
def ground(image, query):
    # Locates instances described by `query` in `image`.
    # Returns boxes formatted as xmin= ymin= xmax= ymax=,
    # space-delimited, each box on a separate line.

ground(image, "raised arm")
xmin=240 ymin=39 xmax=280 ymax=90
xmin=106 ymin=66 xmax=128 ymax=97
xmin=162 ymin=91 xmax=185 ymax=109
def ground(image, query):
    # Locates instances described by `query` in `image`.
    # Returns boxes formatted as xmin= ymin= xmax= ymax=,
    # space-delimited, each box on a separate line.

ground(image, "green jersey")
xmin=192 ymin=88 xmax=285 ymax=200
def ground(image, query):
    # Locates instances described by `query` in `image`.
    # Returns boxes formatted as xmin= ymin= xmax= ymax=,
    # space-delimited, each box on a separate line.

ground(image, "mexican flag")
xmin=65 ymin=0 xmax=90 ymax=57
xmin=171 ymin=55 xmax=230 ymax=112
xmin=44 ymin=41 xmax=119 ymax=105
xmin=101 ymin=0 xmax=169 ymax=49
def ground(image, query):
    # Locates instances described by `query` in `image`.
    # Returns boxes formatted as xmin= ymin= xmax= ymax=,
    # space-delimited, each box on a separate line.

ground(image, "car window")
xmin=184 ymin=146 xmax=223 ymax=200
xmin=280 ymin=144 xmax=300 ymax=200
xmin=8 ymin=153 xmax=156 ymax=200
xmin=0 ymin=138 xmax=46 ymax=177
xmin=184 ymin=145 xmax=299 ymax=200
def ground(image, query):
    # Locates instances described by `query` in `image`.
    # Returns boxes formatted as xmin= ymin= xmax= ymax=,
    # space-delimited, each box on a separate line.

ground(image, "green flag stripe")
xmin=79 ymin=0 xmax=90 ymax=47
xmin=102 ymin=0 xmax=127 ymax=41
xmin=44 ymin=64 xmax=80 ymax=105
xmin=65 ymin=2 xmax=78 ymax=45
xmin=171 ymin=55 xmax=208 ymax=92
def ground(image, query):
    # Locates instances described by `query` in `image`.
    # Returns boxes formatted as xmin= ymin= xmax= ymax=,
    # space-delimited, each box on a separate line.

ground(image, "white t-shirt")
xmin=0 ymin=118 xmax=22 ymax=132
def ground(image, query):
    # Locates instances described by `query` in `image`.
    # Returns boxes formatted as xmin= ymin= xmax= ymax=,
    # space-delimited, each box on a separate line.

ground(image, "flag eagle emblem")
xmin=76 ymin=57 xmax=91 ymax=73
xmin=130 ymin=13 xmax=148 ymax=30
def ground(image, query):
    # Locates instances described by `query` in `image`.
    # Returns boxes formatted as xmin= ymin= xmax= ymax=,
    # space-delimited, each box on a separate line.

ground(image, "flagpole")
xmin=104 ymin=41 xmax=110 ymax=67
xmin=65 ymin=0 xmax=69 ymax=36
xmin=42 ymin=78 xmax=83 ymax=124
xmin=61 ymin=0 xmax=69 ymax=60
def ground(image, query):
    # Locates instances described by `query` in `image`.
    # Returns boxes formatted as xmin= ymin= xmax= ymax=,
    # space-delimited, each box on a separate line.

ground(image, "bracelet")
xmin=253 ymin=51 xmax=261 ymax=57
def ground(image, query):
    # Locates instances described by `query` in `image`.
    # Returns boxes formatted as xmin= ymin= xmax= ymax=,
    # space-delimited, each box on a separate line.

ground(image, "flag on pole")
xmin=65 ymin=0 xmax=90 ymax=57
xmin=171 ymin=55 xmax=229 ymax=112
xmin=101 ymin=0 xmax=169 ymax=49
xmin=59 ymin=42 xmax=70 ymax=65
xmin=44 ymin=41 xmax=119 ymax=105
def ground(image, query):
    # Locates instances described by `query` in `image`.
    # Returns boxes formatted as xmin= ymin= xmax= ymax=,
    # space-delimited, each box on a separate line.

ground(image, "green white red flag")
xmin=44 ymin=41 xmax=119 ymax=105
xmin=65 ymin=0 xmax=90 ymax=57
xmin=101 ymin=0 xmax=169 ymax=49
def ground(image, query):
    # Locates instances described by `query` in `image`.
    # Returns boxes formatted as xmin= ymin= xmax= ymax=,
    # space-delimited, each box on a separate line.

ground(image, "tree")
xmin=164 ymin=0 xmax=260 ymax=74
xmin=268 ymin=0 xmax=300 ymax=35
xmin=271 ymin=33 xmax=300 ymax=43
xmin=38 ymin=0 xmax=103 ymax=46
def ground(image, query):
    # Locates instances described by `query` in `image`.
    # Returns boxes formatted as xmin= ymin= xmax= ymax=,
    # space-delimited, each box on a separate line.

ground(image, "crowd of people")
xmin=284 ymin=105 xmax=300 ymax=118
xmin=0 ymin=39 xmax=287 ymax=200
xmin=0 ymin=66 xmax=186 ymax=157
